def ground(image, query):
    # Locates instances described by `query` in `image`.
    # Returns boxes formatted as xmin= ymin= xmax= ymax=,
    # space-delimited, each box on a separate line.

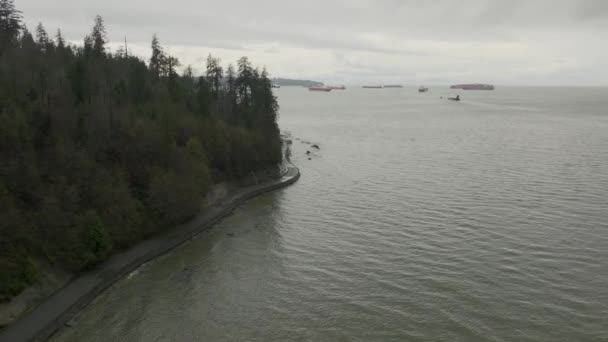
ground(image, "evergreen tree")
xmin=225 ymin=64 xmax=237 ymax=119
xmin=162 ymin=54 xmax=180 ymax=78
xmin=259 ymin=67 xmax=278 ymax=119
xmin=226 ymin=64 xmax=236 ymax=94
xmin=35 ymin=22 xmax=50 ymax=50
xmin=19 ymin=24 xmax=34 ymax=48
xmin=150 ymin=34 xmax=162 ymax=79
xmin=236 ymin=56 xmax=254 ymax=111
xmin=196 ymin=76 xmax=211 ymax=117
xmin=206 ymin=54 xmax=223 ymax=98
xmin=55 ymin=29 xmax=65 ymax=48
xmin=183 ymin=65 xmax=194 ymax=96
xmin=183 ymin=65 xmax=194 ymax=80
xmin=90 ymin=15 xmax=106 ymax=57
xmin=0 ymin=0 xmax=21 ymax=48
xmin=83 ymin=34 xmax=93 ymax=55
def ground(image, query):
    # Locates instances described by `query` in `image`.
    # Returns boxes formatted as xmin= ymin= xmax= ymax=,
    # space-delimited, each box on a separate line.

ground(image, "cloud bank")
xmin=18 ymin=0 xmax=608 ymax=85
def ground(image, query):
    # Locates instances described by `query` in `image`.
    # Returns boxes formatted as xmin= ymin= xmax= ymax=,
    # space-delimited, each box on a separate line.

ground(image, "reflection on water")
xmin=54 ymin=87 xmax=608 ymax=342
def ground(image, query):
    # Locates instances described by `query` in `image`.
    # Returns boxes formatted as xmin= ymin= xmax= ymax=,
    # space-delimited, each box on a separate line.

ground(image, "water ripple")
xmin=53 ymin=87 xmax=608 ymax=342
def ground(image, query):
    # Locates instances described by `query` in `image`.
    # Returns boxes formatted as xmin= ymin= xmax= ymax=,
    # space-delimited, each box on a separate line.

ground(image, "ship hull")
xmin=309 ymin=87 xmax=332 ymax=92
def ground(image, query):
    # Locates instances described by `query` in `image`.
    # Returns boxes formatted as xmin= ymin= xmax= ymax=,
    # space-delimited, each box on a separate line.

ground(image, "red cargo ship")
xmin=309 ymin=86 xmax=332 ymax=92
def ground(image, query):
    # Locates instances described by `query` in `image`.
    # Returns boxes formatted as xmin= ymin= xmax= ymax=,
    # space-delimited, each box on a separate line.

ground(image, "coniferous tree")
xmin=225 ymin=64 xmax=237 ymax=119
xmin=164 ymin=53 xmax=180 ymax=100
xmin=20 ymin=24 xmax=34 ymax=48
xmin=183 ymin=65 xmax=194 ymax=81
xmin=196 ymin=76 xmax=211 ymax=117
xmin=83 ymin=34 xmax=93 ymax=56
xmin=206 ymin=54 xmax=223 ymax=99
xmin=259 ymin=67 xmax=278 ymax=121
xmin=35 ymin=22 xmax=50 ymax=51
xmin=236 ymin=56 xmax=254 ymax=119
xmin=162 ymin=54 xmax=179 ymax=78
xmin=55 ymin=28 xmax=65 ymax=48
xmin=182 ymin=65 xmax=195 ymax=98
xmin=0 ymin=0 xmax=21 ymax=48
xmin=150 ymin=34 xmax=162 ymax=79
xmin=91 ymin=15 xmax=106 ymax=57
xmin=226 ymin=64 xmax=236 ymax=94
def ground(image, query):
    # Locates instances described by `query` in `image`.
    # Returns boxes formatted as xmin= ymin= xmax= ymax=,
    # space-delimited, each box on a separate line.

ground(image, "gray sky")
xmin=18 ymin=0 xmax=608 ymax=85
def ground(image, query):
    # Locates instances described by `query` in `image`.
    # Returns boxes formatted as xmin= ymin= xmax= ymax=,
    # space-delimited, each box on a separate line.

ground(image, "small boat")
xmin=384 ymin=85 xmax=403 ymax=88
xmin=448 ymin=95 xmax=461 ymax=101
xmin=418 ymin=86 xmax=429 ymax=93
xmin=450 ymin=83 xmax=494 ymax=90
xmin=362 ymin=85 xmax=383 ymax=89
xmin=309 ymin=86 xmax=332 ymax=92
xmin=272 ymin=84 xmax=281 ymax=88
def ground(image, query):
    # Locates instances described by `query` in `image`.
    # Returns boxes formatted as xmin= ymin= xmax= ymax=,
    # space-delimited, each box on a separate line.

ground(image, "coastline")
xmin=0 ymin=162 xmax=300 ymax=342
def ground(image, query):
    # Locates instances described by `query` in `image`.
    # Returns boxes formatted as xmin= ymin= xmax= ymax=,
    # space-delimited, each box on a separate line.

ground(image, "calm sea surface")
xmin=53 ymin=87 xmax=608 ymax=342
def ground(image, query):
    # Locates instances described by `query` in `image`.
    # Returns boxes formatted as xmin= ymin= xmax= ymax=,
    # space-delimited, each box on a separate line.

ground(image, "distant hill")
xmin=272 ymin=78 xmax=324 ymax=87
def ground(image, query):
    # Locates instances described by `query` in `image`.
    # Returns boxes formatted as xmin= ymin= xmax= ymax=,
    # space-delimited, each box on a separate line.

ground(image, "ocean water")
xmin=52 ymin=86 xmax=608 ymax=342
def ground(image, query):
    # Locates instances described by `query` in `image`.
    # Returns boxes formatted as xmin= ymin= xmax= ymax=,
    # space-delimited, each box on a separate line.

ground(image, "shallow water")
xmin=53 ymin=86 xmax=608 ymax=342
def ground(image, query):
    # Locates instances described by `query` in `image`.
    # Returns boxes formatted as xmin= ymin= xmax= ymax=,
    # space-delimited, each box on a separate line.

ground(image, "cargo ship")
xmin=362 ymin=85 xmax=383 ymax=89
xmin=384 ymin=85 xmax=403 ymax=88
xmin=329 ymin=85 xmax=346 ymax=90
xmin=450 ymin=84 xmax=494 ymax=90
xmin=309 ymin=86 xmax=332 ymax=92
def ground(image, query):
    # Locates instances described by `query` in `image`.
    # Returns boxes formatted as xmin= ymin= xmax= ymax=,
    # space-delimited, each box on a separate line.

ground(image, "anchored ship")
xmin=309 ymin=86 xmax=332 ymax=92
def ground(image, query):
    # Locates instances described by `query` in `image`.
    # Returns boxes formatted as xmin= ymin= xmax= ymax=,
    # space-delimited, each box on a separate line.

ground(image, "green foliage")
xmin=55 ymin=29 xmax=65 ymax=49
xmin=0 ymin=0 xmax=22 ymax=49
xmin=79 ymin=210 xmax=112 ymax=268
xmin=147 ymin=168 xmax=201 ymax=227
xmin=0 ymin=5 xmax=283 ymax=300
xmin=206 ymin=54 xmax=223 ymax=99
xmin=90 ymin=15 xmax=106 ymax=57
xmin=0 ymin=256 xmax=38 ymax=301
xmin=0 ymin=181 xmax=38 ymax=298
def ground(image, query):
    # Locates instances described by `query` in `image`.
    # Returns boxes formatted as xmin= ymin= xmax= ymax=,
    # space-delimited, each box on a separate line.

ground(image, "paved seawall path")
xmin=0 ymin=163 xmax=300 ymax=342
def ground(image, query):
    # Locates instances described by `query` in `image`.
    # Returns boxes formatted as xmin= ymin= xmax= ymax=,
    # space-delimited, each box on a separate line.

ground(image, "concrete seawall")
xmin=0 ymin=163 xmax=300 ymax=342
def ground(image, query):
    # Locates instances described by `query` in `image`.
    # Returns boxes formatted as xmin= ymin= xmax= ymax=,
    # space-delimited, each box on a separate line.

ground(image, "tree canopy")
xmin=0 ymin=6 xmax=282 ymax=301
xmin=0 ymin=0 xmax=21 ymax=48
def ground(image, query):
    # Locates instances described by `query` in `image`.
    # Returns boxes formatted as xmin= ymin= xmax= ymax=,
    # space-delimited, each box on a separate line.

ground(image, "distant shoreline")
xmin=272 ymin=78 xmax=324 ymax=87
xmin=0 ymin=162 xmax=300 ymax=342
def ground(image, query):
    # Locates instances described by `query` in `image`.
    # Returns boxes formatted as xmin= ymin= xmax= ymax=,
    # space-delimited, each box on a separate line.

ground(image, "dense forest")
xmin=0 ymin=0 xmax=282 ymax=300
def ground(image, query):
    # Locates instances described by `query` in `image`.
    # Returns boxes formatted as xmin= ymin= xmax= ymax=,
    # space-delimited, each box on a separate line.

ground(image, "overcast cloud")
xmin=17 ymin=0 xmax=608 ymax=85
